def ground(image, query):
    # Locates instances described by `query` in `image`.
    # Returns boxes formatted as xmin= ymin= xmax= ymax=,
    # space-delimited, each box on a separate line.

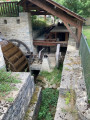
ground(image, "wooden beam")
xmin=33 ymin=40 xmax=68 ymax=47
xmin=28 ymin=0 xmax=79 ymax=28
xmin=46 ymin=0 xmax=85 ymax=22
xmin=27 ymin=6 xmax=42 ymax=10
xmin=77 ymin=22 xmax=83 ymax=48
xmin=28 ymin=0 xmax=83 ymax=46
xmin=31 ymin=11 xmax=51 ymax=15
xmin=65 ymin=32 xmax=69 ymax=41
xmin=63 ymin=22 xmax=78 ymax=42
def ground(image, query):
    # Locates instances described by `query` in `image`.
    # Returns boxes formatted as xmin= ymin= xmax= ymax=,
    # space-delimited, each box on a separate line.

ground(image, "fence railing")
xmin=0 ymin=2 xmax=19 ymax=17
xmin=80 ymin=34 xmax=90 ymax=100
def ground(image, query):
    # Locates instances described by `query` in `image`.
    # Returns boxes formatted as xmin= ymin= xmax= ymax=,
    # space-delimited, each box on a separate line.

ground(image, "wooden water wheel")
xmin=0 ymin=41 xmax=29 ymax=72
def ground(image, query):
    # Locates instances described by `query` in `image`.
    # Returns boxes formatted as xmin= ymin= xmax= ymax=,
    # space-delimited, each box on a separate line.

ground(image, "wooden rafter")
xmin=19 ymin=0 xmax=85 ymax=48
xmin=30 ymin=11 xmax=51 ymax=15
xmin=28 ymin=0 xmax=82 ymax=47
xmin=28 ymin=0 xmax=79 ymax=28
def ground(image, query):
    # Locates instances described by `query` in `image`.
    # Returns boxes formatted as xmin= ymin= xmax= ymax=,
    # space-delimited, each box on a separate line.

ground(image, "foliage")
xmin=83 ymin=26 xmax=90 ymax=47
xmin=0 ymin=69 xmax=20 ymax=98
xmin=53 ymin=0 xmax=63 ymax=5
xmin=37 ymin=88 xmax=59 ymax=120
xmin=39 ymin=64 xmax=63 ymax=85
xmin=53 ymin=0 xmax=90 ymax=17
xmin=6 ymin=97 xmax=14 ymax=102
xmin=31 ymin=16 xmax=47 ymax=30
xmin=65 ymin=91 xmax=71 ymax=104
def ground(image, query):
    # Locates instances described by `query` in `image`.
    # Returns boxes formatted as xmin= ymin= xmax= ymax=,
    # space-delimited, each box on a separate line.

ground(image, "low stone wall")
xmin=54 ymin=40 xmax=90 ymax=120
xmin=0 ymin=72 xmax=35 ymax=120
xmin=24 ymin=86 xmax=42 ymax=120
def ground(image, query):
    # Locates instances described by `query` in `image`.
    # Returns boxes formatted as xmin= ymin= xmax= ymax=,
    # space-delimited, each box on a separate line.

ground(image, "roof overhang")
xmin=18 ymin=0 xmax=85 ymax=22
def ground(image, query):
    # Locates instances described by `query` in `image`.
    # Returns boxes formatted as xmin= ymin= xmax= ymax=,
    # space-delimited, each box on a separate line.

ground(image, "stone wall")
xmin=0 ymin=45 xmax=5 ymax=69
xmin=0 ymin=12 xmax=33 ymax=52
xmin=54 ymin=32 xmax=90 ymax=120
xmin=0 ymin=73 xmax=35 ymax=120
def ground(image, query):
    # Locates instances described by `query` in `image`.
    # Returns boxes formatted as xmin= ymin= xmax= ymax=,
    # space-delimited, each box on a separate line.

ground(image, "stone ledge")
xmin=55 ymin=41 xmax=90 ymax=120
xmin=0 ymin=72 xmax=35 ymax=120
xmin=24 ymin=86 xmax=42 ymax=120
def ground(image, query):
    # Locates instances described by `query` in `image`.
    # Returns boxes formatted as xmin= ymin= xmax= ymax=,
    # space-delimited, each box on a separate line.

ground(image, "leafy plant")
xmin=65 ymin=91 xmax=71 ymax=105
xmin=37 ymin=88 xmax=59 ymax=120
xmin=6 ymin=97 xmax=14 ymax=102
xmin=39 ymin=64 xmax=63 ymax=85
xmin=0 ymin=69 xmax=21 ymax=98
xmin=54 ymin=0 xmax=90 ymax=17
xmin=32 ymin=18 xmax=48 ymax=30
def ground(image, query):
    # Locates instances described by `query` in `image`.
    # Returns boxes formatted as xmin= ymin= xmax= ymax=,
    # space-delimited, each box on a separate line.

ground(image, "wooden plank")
xmin=31 ymin=11 xmax=51 ymax=15
xmin=77 ymin=22 xmax=83 ymax=48
xmin=4 ymin=46 xmax=19 ymax=58
xmin=2 ymin=42 xmax=14 ymax=52
xmin=65 ymin=32 xmax=69 ymax=41
xmin=2 ymin=42 xmax=29 ymax=72
xmin=14 ymin=56 xmax=26 ymax=68
xmin=33 ymin=41 xmax=68 ymax=47
xmin=9 ymin=51 xmax=23 ymax=64
xmin=34 ymin=39 xmax=56 ymax=42
xmin=17 ymin=61 xmax=28 ymax=72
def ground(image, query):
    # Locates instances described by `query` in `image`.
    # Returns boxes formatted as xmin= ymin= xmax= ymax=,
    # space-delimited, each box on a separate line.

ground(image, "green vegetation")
xmin=83 ymin=26 xmax=90 ymax=47
xmin=39 ymin=64 xmax=63 ymax=85
xmin=37 ymin=88 xmax=59 ymax=120
xmin=54 ymin=0 xmax=90 ymax=18
xmin=0 ymin=69 xmax=21 ymax=98
xmin=6 ymin=97 xmax=14 ymax=102
xmin=32 ymin=19 xmax=47 ymax=30
xmin=31 ymin=16 xmax=48 ymax=30
xmin=65 ymin=91 xmax=71 ymax=105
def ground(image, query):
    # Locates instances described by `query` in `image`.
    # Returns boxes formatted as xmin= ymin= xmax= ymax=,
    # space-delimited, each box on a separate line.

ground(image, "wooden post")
xmin=65 ymin=32 xmax=69 ymax=41
xmin=63 ymin=22 xmax=78 ymax=43
xmin=77 ymin=22 xmax=83 ymax=48
xmin=44 ymin=15 xmax=46 ymax=21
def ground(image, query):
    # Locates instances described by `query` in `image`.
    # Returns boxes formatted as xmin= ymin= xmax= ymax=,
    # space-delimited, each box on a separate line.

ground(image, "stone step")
xmin=24 ymin=86 xmax=42 ymax=120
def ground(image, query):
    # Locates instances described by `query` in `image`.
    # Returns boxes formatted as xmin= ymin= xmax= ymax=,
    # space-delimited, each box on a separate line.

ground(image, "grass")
xmin=39 ymin=64 xmax=63 ymax=85
xmin=83 ymin=26 xmax=90 ymax=47
xmin=6 ymin=97 xmax=14 ymax=102
xmin=0 ymin=69 xmax=21 ymax=98
xmin=37 ymin=88 xmax=59 ymax=120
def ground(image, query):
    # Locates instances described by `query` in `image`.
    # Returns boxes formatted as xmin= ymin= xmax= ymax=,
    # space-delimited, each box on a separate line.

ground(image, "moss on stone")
xmin=30 ymin=87 xmax=39 ymax=104
xmin=24 ymin=109 xmax=32 ymax=120
xmin=24 ymin=87 xmax=40 ymax=120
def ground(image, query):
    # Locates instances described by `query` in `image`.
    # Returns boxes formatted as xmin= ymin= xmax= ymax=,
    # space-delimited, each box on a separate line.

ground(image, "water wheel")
xmin=0 ymin=41 xmax=29 ymax=72
xmin=9 ymin=39 xmax=31 ymax=55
